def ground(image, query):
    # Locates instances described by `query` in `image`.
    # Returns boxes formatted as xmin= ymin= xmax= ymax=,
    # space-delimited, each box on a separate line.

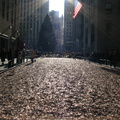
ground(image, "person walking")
xmin=11 ymin=49 xmax=15 ymax=66
xmin=21 ymin=49 xmax=26 ymax=63
xmin=30 ymin=50 xmax=35 ymax=63
xmin=18 ymin=51 xmax=22 ymax=64
xmin=7 ymin=49 xmax=13 ymax=68
xmin=0 ymin=48 xmax=6 ymax=65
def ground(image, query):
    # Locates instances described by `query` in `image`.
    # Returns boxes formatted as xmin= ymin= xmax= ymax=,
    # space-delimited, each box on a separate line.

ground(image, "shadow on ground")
xmin=25 ymin=63 xmax=33 ymax=66
xmin=101 ymin=67 xmax=120 ymax=76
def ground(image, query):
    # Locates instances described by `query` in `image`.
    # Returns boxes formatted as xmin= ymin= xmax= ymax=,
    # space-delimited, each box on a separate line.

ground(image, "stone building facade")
xmin=0 ymin=0 xmax=20 ymax=51
xmin=20 ymin=0 xmax=49 ymax=50
xmin=77 ymin=0 xmax=120 ymax=55
xmin=64 ymin=0 xmax=74 ymax=52
xmin=49 ymin=10 xmax=64 ymax=52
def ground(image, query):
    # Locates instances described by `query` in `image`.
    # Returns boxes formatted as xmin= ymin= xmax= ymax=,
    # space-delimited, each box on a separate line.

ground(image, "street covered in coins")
xmin=0 ymin=58 xmax=120 ymax=119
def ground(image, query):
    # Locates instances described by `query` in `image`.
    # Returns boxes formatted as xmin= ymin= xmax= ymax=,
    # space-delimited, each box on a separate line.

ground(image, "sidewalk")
xmin=85 ymin=58 xmax=120 ymax=69
xmin=0 ymin=59 xmax=8 ymax=72
xmin=0 ymin=58 xmax=30 ymax=73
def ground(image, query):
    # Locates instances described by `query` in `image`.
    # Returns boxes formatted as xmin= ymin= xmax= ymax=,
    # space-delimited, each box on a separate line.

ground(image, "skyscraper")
xmin=64 ymin=0 xmax=74 ymax=52
xmin=20 ymin=0 xmax=49 ymax=49
xmin=79 ymin=0 xmax=120 ymax=55
xmin=49 ymin=10 xmax=64 ymax=52
xmin=0 ymin=0 xmax=20 ymax=51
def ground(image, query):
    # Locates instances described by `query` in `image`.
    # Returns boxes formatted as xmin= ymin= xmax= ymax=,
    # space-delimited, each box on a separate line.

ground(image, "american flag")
xmin=73 ymin=0 xmax=82 ymax=18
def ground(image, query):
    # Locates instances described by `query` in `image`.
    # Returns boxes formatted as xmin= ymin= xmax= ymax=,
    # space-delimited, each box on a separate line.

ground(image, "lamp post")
xmin=9 ymin=25 xmax=13 ymax=49
xmin=16 ymin=30 xmax=20 ymax=50
xmin=21 ymin=28 xmax=33 ymax=50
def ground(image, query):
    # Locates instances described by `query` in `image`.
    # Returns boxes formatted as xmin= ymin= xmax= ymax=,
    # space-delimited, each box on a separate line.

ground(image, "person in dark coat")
xmin=21 ymin=49 xmax=26 ymax=63
xmin=7 ymin=49 xmax=13 ymax=68
xmin=112 ymin=51 xmax=119 ymax=67
xmin=18 ymin=51 xmax=22 ymax=64
xmin=0 ymin=48 xmax=6 ymax=65
xmin=30 ymin=50 xmax=35 ymax=63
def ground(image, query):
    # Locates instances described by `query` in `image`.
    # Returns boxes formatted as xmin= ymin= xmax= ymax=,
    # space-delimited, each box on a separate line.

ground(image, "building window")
xmin=118 ymin=6 xmax=120 ymax=16
xmin=11 ymin=1 xmax=14 ymax=24
xmin=106 ymin=2 xmax=112 ymax=13
xmin=2 ymin=0 xmax=5 ymax=18
xmin=106 ymin=22 xmax=112 ymax=33
xmin=15 ymin=0 xmax=17 ymax=5
xmin=6 ymin=0 xmax=9 ymax=20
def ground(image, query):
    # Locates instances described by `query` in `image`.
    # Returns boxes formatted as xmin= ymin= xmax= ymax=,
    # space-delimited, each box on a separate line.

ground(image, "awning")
xmin=66 ymin=41 xmax=74 ymax=44
xmin=11 ymin=37 xmax=16 ymax=40
xmin=0 ymin=34 xmax=9 ymax=39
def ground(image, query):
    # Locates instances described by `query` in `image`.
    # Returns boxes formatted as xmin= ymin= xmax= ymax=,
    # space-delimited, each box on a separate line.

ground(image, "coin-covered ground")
xmin=0 ymin=58 xmax=120 ymax=119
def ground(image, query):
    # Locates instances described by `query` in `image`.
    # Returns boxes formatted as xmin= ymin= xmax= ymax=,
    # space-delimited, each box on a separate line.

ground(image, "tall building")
xmin=20 ymin=0 xmax=49 ymax=49
xmin=78 ymin=0 xmax=120 ymax=55
xmin=49 ymin=10 xmax=64 ymax=52
xmin=73 ymin=0 xmax=84 ymax=53
xmin=80 ymin=0 xmax=97 ymax=55
xmin=59 ymin=15 xmax=64 ymax=52
xmin=0 ymin=0 xmax=20 ymax=51
xmin=64 ymin=0 xmax=74 ymax=52
xmin=96 ymin=0 xmax=120 ymax=52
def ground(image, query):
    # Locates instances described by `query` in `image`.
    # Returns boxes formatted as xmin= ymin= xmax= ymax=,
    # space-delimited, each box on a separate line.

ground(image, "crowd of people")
xmin=89 ymin=51 xmax=120 ymax=67
xmin=0 ymin=48 xmax=35 ymax=68
xmin=1 ymin=48 xmax=120 ymax=68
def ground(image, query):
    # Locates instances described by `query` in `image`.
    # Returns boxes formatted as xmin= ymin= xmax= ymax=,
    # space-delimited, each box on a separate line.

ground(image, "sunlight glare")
xmin=49 ymin=0 xmax=64 ymax=17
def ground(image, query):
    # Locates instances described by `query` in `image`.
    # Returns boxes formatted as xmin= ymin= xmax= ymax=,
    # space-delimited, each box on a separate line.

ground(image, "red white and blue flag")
xmin=73 ymin=0 xmax=82 ymax=18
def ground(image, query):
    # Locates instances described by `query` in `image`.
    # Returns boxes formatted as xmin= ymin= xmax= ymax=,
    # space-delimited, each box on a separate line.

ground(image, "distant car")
xmin=89 ymin=52 xmax=100 ymax=62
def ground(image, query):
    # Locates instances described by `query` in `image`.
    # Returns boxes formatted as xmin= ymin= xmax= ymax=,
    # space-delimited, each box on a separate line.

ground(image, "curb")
xmin=85 ymin=59 xmax=120 ymax=70
xmin=0 ymin=61 xmax=31 ymax=74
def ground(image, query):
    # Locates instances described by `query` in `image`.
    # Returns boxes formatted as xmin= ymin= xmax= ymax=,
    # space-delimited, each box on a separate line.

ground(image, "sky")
xmin=49 ymin=0 xmax=64 ymax=17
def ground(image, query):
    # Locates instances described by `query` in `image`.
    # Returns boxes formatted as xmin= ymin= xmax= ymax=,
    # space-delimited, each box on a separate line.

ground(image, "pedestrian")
xmin=21 ymin=49 xmax=26 ymax=63
xmin=30 ymin=50 xmax=35 ymax=63
xmin=11 ymin=49 xmax=15 ymax=66
xmin=112 ymin=51 xmax=119 ymax=67
xmin=25 ymin=50 xmax=29 ymax=62
xmin=15 ymin=49 xmax=19 ymax=64
xmin=0 ymin=48 xmax=6 ymax=65
xmin=7 ymin=49 xmax=13 ymax=68
xmin=18 ymin=51 xmax=22 ymax=64
xmin=109 ymin=51 xmax=113 ymax=66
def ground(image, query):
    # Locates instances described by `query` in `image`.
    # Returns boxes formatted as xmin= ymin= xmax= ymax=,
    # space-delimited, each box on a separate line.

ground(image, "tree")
xmin=37 ymin=14 xmax=56 ymax=52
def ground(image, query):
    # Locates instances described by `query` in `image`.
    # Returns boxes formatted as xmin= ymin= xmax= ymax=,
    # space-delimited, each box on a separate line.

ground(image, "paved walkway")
xmin=0 ymin=58 xmax=120 ymax=119
xmin=0 ymin=59 xmax=8 ymax=71
xmin=0 ymin=58 xmax=30 ymax=73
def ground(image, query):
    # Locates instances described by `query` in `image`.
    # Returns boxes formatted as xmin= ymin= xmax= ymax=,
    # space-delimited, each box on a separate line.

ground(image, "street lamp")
xmin=9 ymin=26 xmax=12 ymax=29
xmin=21 ymin=28 xmax=33 ymax=49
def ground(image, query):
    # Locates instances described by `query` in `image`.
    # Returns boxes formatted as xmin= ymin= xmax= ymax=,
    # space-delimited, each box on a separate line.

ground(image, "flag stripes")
xmin=73 ymin=1 xmax=82 ymax=18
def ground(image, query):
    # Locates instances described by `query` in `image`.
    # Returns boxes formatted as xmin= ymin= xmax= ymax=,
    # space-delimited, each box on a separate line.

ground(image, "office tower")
xmin=49 ymin=10 xmax=64 ymax=52
xmin=79 ymin=0 xmax=120 ymax=55
xmin=64 ymin=0 xmax=74 ymax=52
xmin=20 ymin=0 xmax=49 ymax=49
xmin=0 ymin=0 xmax=20 ymax=51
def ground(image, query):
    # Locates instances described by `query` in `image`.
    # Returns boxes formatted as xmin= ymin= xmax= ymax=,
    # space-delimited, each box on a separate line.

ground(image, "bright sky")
xmin=49 ymin=0 xmax=64 ymax=17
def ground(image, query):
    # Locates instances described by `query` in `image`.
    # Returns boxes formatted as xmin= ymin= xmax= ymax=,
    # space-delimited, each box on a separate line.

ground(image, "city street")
xmin=0 ymin=57 xmax=120 ymax=119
